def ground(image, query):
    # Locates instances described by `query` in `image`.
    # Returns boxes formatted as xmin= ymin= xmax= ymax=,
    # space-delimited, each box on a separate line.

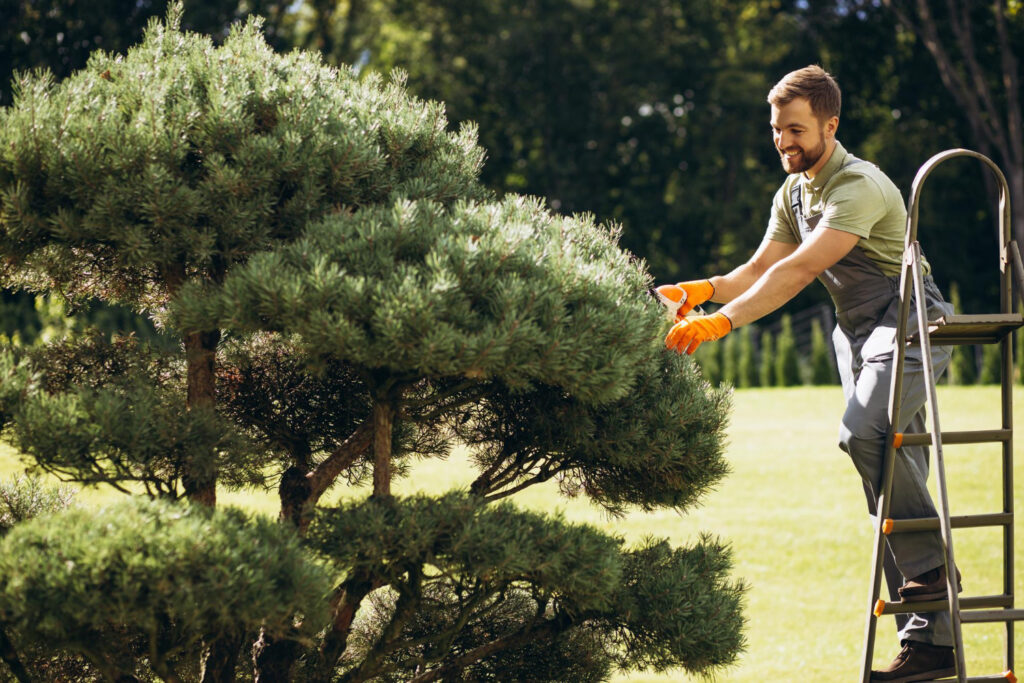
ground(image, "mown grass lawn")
xmin=2 ymin=385 xmax=1022 ymax=681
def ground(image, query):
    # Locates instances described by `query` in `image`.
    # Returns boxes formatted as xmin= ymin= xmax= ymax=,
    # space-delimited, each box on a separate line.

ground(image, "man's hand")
xmin=673 ymin=279 xmax=715 ymax=316
xmin=665 ymin=312 xmax=733 ymax=355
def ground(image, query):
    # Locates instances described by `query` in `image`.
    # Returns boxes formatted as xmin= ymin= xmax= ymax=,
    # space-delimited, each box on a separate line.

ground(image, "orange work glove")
xmin=665 ymin=311 xmax=733 ymax=355
xmin=674 ymin=279 xmax=715 ymax=316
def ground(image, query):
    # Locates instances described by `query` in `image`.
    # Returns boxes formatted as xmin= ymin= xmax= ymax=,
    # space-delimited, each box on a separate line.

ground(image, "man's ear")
xmin=825 ymin=115 xmax=839 ymax=138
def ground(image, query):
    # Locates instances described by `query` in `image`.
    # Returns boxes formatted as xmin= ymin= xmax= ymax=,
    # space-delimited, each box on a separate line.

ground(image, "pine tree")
xmin=759 ymin=331 xmax=775 ymax=387
xmin=947 ymin=283 xmax=977 ymax=385
xmin=980 ymin=341 xmax=1003 ymax=384
xmin=808 ymin=318 xmax=836 ymax=385
xmin=693 ymin=336 xmax=723 ymax=385
xmin=736 ymin=325 xmax=758 ymax=388
xmin=721 ymin=331 xmax=739 ymax=387
xmin=0 ymin=7 xmax=742 ymax=681
xmin=774 ymin=314 xmax=801 ymax=387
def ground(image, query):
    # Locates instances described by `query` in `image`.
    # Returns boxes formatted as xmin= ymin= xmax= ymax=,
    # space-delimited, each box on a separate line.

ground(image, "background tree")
xmin=947 ymin=282 xmax=978 ymax=385
xmin=808 ymin=318 xmax=837 ymax=385
xmin=736 ymin=326 xmax=759 ymax=389
xmin=0 ymin=9 xmax=742 ymax=682
xmin=774 ymin=314 xmax=802 ymax=387
xmin=759 ymin=331 xmax=775 ymax=388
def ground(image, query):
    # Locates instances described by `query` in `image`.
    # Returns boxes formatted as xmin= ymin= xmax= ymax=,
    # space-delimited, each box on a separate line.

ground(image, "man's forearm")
xmin=717 ymin=259 xmax=818 ymax=328
xmin=708 ymin=262 xmax=768 ymax=304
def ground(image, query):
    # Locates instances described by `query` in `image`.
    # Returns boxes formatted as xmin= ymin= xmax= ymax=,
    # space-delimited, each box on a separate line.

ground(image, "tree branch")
xmin=307 ymin=421 xmax=374 ymax=500
xmin=943 ymin=0 xmax=1008 ymax=150
xmin=994 ymin=0 xmax=1024 ymax=167
xmin=406 ymin=616 xmax=571 ymax=683
xmin=0 ymin=624 xmax=32 ymax=683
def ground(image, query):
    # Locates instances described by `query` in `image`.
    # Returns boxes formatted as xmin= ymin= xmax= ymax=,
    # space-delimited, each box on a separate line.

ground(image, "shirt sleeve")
xmin=819 ymin=172 xmax=887 ymax=238
xmin=765 ymin=183 xmax=798 ymax=244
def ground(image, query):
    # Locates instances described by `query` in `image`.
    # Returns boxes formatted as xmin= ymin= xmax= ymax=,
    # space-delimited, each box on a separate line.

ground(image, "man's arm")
xmin=707 ymin=238 xmax=797 ymax=303
xmin=718 ymin=227 xmax=860 ymax=327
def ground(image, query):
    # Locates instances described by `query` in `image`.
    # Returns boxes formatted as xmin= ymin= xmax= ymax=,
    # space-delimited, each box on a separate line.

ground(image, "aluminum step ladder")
xmin=860 ymin=149 xmax=1024 ymax=682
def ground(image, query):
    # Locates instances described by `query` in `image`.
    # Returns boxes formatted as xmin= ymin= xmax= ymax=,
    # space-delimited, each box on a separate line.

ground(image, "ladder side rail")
xmin=911 ymin=241 xmax=967 ymax=681
xmin=860 ymin=174 xmax=924 ymax=682
xmin=1001 ymin=301 xmax=1015 ymax=673
xmin=908 ymin=148 xmax=1017 ymax=673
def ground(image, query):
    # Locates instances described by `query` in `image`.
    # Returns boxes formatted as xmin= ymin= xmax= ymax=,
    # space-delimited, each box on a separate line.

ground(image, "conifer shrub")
xmin=736 ymin=325 xmax=758 ymax=388
xmin=808 ymin=318 xmax=836 ymax=385
xmin=774 ymin=314 xmax=801 ymax=386
xmin=0 ymin=6 xmax=741 ymax=681
xmin=759 ymin=331 xmax=774 ymax=387
xmin=0 ymin=497 xmax=330 ymax=681
xmin=947 ymin=283 xmax=977 ymax=385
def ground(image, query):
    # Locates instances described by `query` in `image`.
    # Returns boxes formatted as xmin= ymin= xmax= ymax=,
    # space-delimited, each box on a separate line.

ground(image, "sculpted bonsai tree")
xmin=0 ymin=6 xmax=743 ymax=681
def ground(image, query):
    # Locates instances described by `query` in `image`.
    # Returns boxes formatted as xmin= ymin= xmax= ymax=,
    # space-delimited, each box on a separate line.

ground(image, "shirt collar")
xmin=803 ymin=139 xmax=848 ymax=191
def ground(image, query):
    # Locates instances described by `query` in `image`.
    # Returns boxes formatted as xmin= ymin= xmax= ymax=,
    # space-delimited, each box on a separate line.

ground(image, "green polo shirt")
xmin=766 ymin=140 xmax=922 ymax=276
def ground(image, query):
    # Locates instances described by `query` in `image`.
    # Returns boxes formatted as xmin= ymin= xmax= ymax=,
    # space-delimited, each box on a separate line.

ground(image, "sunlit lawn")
xmin=2 ymin=385 xmax=1022 ymax=681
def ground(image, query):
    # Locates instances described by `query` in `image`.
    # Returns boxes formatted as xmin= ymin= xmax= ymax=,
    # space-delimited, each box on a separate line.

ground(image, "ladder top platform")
xmin=907 ymin=313 xmax=1024 ymax=345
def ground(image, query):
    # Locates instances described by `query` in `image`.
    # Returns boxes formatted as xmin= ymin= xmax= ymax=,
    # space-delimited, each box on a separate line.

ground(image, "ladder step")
xmin=883 ymin=512 xmax=1014 ymax=534
xmin=894 ymin=429 xmax=1013 ymax=447
xmin=907 ymin=313 xmax=1024 ymax=345
xmin=874 ymin=594 xmax=1013 ymax=616
xmin=961 ymin=609 xmax=1024 ymax=624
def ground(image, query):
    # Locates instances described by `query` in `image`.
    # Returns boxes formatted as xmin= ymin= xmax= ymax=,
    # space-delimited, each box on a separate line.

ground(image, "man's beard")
xmin=779 ymin=133 xmax=826 ymax=174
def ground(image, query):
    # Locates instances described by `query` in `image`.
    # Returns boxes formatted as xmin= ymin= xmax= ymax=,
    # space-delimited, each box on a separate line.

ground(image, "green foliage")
xmin=0 ymin=474 xmax=76 ymax=535
xmin=0 ymin=497 xmax=331 ymax=680
xmin=721 ymin=333 xmax=738 ymax=387
xmin=979 ymin=341 xmax=1003 ymax=385
xmin=774 ymin=315 xmax=801 ymax=387
xmin=808 ymin=318 xmax=836 ymax=385
xmin=0 ymin=7 xmax=740 ymax=680
xmin=458 ymin=350 xmax=731 ymax=515
xmin=759 ymin=331 xmax=775 ymax=388
xmin=735 ymin=326 xmax=758 ymax=389
xmin=947 ymin=283 xmax=977 ymax=385
xmin=693 ymin=339 xmax=723 ymax=386
xmin=0 ymin=335 xmax=264 ymax=496
xmin=0 ymin=6 xmax=485 ymax=309
xmin=308 ymin=494 xmax=744 ymax=680
xmin=175 ymin=197 xmax=660 ymax=404
xmin=342 ymin=587 xmax=615 ymax=682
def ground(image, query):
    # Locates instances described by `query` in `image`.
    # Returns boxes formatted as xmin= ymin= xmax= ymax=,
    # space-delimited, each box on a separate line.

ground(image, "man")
xmin=661 ymin=65 xmax=957 ymax=681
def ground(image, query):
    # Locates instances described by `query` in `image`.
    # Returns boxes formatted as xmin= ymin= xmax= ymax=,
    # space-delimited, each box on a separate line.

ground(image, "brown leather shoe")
xmin=898 ymin=564 xmax=963 ymax=602
xmin=871 ymin=640 xmax=956 ymax=682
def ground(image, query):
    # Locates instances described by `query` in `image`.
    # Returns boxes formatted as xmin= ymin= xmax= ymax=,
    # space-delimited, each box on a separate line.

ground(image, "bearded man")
xmin=661 ymin=65 xmax=957 ymax=682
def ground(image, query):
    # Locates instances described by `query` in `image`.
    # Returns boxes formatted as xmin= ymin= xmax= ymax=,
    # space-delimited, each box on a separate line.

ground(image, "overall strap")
xmin=789 ymin=157 xmax=867 ymax=223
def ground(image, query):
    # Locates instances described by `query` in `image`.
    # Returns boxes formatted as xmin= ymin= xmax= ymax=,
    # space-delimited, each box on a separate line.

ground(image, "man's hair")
xmin=767 ymin=65 xmax=841 ymax=121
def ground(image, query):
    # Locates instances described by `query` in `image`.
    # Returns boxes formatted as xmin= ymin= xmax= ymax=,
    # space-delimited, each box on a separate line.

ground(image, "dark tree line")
xmin=2 ymin=0 xmax=1021 ymax=337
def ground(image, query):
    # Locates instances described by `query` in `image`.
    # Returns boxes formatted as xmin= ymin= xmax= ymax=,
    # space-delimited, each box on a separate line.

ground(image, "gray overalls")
xmin=791 ymin=162 xmax=955 ymax=646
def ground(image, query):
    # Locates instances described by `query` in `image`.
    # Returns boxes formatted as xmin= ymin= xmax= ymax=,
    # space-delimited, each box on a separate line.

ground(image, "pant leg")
xmin=834 ymin=322 xmax=954 ymax=646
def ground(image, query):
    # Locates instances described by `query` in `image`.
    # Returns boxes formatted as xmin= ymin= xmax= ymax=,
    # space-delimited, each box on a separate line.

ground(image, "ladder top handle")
xmin=906 ymin=148 xmax=1011 ymax=248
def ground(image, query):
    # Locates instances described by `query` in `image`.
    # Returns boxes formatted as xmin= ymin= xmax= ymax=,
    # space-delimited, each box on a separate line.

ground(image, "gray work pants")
xmin=833 ymin=275 xmax=954 ymax=647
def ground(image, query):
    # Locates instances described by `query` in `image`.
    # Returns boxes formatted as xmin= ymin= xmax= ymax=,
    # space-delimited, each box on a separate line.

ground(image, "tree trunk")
xmin=199 ymin=631 xmax=242 ymax=683
xmin=252 ymin=630 xmax=300 ymax=683
xmin=183 ymin=329 xmax=221 ymax=506
xmin=318 ymin=574 xmax=379 ymax=678
xmin=0 ymin=625 xmax=31 ymax=683
xmin=371 ymin=400 xmax=394 ymax=499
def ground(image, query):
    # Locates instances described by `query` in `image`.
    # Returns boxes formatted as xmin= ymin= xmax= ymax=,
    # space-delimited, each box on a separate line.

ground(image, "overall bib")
xmin=791 ymin=167 xmax=955 ymax=646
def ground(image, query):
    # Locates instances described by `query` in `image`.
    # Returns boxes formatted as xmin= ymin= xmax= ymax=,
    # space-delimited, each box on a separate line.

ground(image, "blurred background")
xmin=2 ymin=0 xmax=1020 ymax=384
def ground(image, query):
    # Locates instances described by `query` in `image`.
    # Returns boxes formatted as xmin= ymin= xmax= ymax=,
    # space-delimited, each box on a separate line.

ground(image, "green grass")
xmin=2 ymin=385 xmax=1022 ymax=681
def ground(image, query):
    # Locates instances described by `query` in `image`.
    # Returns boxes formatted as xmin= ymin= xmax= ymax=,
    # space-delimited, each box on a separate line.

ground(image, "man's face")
xmin=770 ymin=97 xmax=837 ymax=177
